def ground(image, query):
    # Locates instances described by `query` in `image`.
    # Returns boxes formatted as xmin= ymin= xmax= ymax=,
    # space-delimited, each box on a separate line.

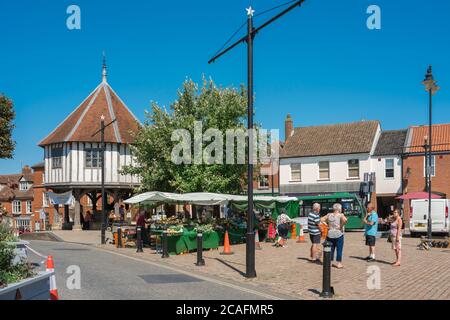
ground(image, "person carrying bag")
xmin=321 ymin=203 xmax=348 ymax=269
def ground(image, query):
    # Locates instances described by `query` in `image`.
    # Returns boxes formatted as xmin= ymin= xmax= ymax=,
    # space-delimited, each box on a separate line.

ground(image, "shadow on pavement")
xmin=215 ymin=258 xmax=246 ymax=277
xmin=349 ymin=255 xmax=392 ymax=265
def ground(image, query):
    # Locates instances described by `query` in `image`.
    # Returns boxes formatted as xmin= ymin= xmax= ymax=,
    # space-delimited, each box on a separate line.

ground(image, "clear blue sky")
xmin=0 ymin=0 xmax=449 ymax=174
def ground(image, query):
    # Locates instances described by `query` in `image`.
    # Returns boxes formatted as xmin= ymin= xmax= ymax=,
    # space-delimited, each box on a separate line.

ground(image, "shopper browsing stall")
xmin=275 ymin=209 xmax=291 ymax=247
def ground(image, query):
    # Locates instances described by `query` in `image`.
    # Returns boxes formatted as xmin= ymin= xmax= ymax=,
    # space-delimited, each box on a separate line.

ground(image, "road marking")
xmin=94 ymin=247 xmax=284 ymax=300
xmin=25 ymin=244 xmax=47 ymax=265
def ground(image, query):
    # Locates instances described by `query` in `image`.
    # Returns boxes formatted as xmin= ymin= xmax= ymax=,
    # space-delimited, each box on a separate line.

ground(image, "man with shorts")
xmin=364 ymin=206 xmax=379 ymax=262
xmin=308 ymin=203 xmax=322 ymax=263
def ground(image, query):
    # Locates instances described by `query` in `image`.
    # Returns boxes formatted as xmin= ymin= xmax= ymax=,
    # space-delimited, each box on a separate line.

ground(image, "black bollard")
xmin=196 ymin=233 xmax=205 ymax=266
xmin=162 ymin=231 xmax=169 ymax=258
xmin=136 ymin=226 xmax=143 ymax=253
xmin=117 ymin=227 xmax=123 ymax=248
xmin=320 ymin=240 xmax=334 ymax=298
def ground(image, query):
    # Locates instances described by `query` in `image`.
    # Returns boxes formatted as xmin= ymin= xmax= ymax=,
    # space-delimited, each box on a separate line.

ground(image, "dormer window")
xmin=19 ymin=181 xmax=30 ymax=191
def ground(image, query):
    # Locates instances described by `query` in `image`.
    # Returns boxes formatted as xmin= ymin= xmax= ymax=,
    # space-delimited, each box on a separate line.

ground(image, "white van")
xmin=409 ymin=199 xmax=449 ymax=236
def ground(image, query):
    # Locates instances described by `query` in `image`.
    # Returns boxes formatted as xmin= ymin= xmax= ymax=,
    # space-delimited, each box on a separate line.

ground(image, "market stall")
xmin=227 ymin=196 xmax=300 ymax=241
xmin=123 ymin=192 xmax=299 ymax=252
xmin=151 ymin=228 xmax=220 ymax=255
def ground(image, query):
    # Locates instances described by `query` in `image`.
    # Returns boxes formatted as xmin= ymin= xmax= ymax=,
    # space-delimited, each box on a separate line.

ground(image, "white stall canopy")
xmin=124 ymin=191 xmax=297 ymax=206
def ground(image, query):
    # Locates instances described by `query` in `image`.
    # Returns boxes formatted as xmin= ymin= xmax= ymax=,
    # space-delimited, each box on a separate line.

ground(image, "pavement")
xmin=27 ymin=230 xmax=450 ymax=300
xmin=98 ymin=231 xmax=450 ymax=300
xmin=26 ymin=240 xmax=287 ymax=300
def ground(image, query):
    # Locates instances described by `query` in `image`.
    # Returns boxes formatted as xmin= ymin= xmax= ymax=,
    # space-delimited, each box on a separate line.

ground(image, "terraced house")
xmin=279 ymin=115 xmax=409 ymax=218
xmin=0 ymin=164 xmax=50 ymax=232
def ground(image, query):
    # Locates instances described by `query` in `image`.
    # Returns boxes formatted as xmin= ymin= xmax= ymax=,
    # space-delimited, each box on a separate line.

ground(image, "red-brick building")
xmin=0 ymin=164 xmax=53 ymax=232
xmin=0 ymin=162 xmax=114 ymax=232
xmin=402 ymin=123 xmax=450 ymax=225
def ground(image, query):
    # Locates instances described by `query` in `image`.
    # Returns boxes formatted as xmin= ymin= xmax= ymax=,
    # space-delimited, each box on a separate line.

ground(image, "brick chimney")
xmin=22 ymin=165 xmax=32 ymax=174
xmin=285 ymin=114 xmax=294 ymax=141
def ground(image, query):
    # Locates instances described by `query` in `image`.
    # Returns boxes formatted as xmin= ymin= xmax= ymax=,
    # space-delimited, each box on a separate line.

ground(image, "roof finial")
xmin=102 ymin=51 xmax=107 ymax=83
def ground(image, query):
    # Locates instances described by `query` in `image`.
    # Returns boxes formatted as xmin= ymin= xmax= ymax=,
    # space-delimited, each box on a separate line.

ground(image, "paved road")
xmin=27 ymin=240 xmax=274 ymax=300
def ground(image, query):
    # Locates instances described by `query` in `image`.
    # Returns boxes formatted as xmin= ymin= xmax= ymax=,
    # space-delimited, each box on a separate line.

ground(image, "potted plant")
xmin=0 ymin=223 xmax=53 ymax=300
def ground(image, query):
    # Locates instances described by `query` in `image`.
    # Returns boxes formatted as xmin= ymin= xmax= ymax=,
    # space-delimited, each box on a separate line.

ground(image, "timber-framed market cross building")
xmin=38 ymin=62 xmax=141 ymax=230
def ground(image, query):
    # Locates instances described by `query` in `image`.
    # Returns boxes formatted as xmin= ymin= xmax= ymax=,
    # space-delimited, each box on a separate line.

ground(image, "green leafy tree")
xmin=0 ymin=94 xmax=15 ymax=159
xmin=123 ymin=77 xmax=251 ymax=194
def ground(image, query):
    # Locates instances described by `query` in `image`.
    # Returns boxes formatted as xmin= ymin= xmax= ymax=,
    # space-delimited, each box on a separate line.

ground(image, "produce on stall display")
xmin=166 ymin=225 xmax=184 ymax=235
xmin=193 ymin=223 xmax=214 ymax=234
xmin=122 ymin=191 xmax=299 ymax=253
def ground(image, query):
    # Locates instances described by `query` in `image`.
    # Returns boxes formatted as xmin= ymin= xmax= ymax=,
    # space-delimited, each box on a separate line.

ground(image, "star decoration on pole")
xmin=246 ymin=6 xmax=255 ymax=17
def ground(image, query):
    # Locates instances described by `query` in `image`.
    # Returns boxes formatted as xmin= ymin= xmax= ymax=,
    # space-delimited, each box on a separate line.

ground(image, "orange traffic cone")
xmin=255 ymin=230 xmax=262 ymax=250
xmin=296 ymin=224 xmax=306 ymax=243
xmin=220 ymin=230 xmax=234 ymax=255
xmin=290 ymin=223 xmax=297 ymax=240
xmin=46 ymin=256 xmax=59 ymax=300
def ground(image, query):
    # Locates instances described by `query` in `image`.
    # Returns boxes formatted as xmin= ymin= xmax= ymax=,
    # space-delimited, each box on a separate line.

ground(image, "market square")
xmin=0 ymin=0 xmax=449 ymax=304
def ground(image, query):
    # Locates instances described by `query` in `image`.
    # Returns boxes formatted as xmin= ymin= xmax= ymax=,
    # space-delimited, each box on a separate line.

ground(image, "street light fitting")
xmin=422 ymin=65 xmax=440 ymax=94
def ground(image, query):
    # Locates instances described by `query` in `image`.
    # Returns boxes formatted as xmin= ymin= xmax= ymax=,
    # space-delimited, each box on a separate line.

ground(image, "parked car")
xmin=409 ymin=199 xmax=449 ymax=237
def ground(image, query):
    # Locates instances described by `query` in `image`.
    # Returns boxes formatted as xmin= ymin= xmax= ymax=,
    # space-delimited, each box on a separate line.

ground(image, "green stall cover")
xmin=229 ymin=200 xmax=299 ymax=220
xmin=151 ymin=229 xmax=219 ymax=255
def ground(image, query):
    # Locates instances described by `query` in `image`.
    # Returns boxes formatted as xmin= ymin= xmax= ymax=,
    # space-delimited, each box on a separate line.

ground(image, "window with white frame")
xmin=424 ymin=156 xmax=436 ymax=177
xmin=85 ymin=149 xmax=102 ymax=168
xmin=52 ymin=147 xmax=63 ymax=169
xmin=385 ymin=159 xmax=394 ymax=178
xmin=318 ymin=161 xmax=330 ymax=180
xmin=15 ymin=217 xmax=31 ymax=232
xmin=290 ymin=163 xmax=301 ymax=181
xmin=258 ymin=175 xmax=269 ymax=189
xmin=19 ymin=181 xmax=30 ymax=191
xmin=348 ymin=159 xmax=360 ymax=178
xmin=43 ymin=192 xmax=49 ymax=207
xmin=12 ymin=201 xmax=21 ymax=214
xmin=26 ymin=200 xmax=32 ymax=213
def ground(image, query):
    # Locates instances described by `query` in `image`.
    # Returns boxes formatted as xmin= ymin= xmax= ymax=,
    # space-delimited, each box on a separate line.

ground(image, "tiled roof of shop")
xmin=405 ymin=123 xmax=450 ymax=153
xmin=373 ymin=130 xmax=408 ymax=156
xmin=280 ymin=120 xmax=380 ymax=158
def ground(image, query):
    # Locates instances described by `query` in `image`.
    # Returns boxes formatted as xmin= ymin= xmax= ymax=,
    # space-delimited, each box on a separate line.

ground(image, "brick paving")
xmin=96 ymin=231 xmax=450 ymax=300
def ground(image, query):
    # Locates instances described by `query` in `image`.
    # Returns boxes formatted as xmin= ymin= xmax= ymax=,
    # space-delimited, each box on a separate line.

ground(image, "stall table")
xmin=151 ymin=229 xmax=219 ymax=255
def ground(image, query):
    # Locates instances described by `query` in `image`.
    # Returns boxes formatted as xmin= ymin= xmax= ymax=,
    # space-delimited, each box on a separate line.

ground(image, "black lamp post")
xmin=422 ymin=66 xmax=440 ymax=242
xmin=209 ymin=0 xmax=305 ymax=279
xmin=92 ymin=114 xmax=116 ymax=244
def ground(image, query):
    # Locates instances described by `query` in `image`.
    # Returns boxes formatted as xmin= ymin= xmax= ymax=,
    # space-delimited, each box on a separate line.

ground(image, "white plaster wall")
xmin=44 ymin=143 xmax=140 ymax=185
xmin=371 ymin=156 xmax=402 ymax=194
xmin=280 ymin=153 xmax=372 ymax=186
